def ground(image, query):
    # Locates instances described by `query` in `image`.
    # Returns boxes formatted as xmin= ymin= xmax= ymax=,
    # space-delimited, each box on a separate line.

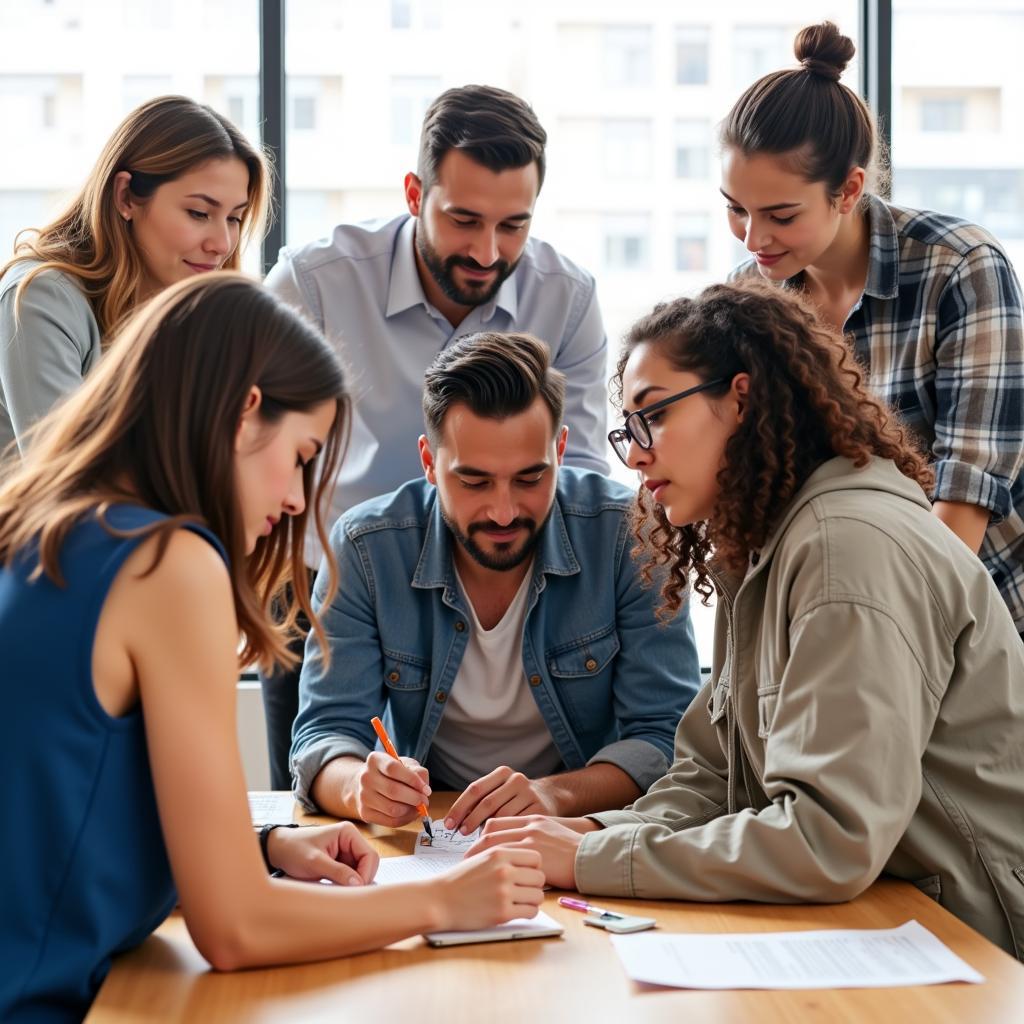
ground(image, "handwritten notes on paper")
xmin=373 ymin=820 xmax=480 ymax=885
xmin=610 ymin=920 xmax=984 ymax=990
xmin=247 ymin=791 xmax=297 ymax=826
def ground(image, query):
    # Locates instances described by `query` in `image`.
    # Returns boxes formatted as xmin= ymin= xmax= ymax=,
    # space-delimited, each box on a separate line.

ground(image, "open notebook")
xmin=372 ymin=820 xmax=563 ymax=947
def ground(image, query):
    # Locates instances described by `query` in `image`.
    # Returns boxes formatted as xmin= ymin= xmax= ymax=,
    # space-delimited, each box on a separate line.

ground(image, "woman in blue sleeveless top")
xmin=0 ymin=274 xmax=544 ymax=1022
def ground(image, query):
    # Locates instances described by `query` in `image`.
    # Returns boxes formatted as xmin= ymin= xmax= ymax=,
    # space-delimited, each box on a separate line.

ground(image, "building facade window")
xmin=675 ymin=26 xmax=709 ymax=85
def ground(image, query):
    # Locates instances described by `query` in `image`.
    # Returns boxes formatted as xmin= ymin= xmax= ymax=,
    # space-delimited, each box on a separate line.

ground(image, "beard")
xmin=440 ymin=501 xmax=552 ymax=572
xmin=416 ymin=224 xmax=518 ymax=308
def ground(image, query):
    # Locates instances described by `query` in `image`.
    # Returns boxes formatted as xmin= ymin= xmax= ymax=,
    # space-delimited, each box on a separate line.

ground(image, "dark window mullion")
xmin=260 ymin=0 xmax=286 ymax=276
xmin=861 ymin=0 xmax=893 ymax=198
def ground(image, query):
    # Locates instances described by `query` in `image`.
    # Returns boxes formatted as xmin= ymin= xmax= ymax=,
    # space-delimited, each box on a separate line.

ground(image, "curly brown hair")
xmin=614 ymin=280 xmax=934 ymax=619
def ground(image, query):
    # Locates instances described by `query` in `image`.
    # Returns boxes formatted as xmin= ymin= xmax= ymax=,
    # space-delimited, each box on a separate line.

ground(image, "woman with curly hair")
xmin=469 ymin=280 xmax=1024 ymax=958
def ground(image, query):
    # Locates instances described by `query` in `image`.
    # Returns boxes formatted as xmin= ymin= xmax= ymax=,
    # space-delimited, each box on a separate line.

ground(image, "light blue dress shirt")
xmin=264 ymin=215 xmax=609 ymax=561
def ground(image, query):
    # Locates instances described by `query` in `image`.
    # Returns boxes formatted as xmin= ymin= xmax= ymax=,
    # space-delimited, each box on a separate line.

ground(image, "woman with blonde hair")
xmin=0 ymin=274 xmax=543 ymax=1022
xmin=469 ymin=280 xmax=1024 ymax=959
xmin=0 ymin=94 xmax=270 ymax=455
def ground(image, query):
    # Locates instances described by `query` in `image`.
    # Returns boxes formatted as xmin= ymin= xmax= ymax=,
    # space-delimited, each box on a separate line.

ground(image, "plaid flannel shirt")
xmin=734 ymin=194 xmax=1024 ymax=631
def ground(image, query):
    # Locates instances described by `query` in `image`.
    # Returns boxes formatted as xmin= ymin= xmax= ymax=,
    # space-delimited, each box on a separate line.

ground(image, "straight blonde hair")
xmin=2 ymin=95 xmax=271 ymax=336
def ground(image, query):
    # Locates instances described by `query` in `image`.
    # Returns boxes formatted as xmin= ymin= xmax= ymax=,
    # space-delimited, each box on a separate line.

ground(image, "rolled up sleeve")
xmin=933 ymin=245 xmax=1024 ymax=521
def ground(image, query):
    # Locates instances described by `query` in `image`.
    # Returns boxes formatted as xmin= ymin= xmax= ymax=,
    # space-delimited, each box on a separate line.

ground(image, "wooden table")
xmin=87 ymin=795 xmax=1024 ymax=1023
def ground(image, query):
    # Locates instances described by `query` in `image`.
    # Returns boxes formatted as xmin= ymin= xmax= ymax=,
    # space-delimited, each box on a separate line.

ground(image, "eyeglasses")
xmin=608 ymin=378 xmax=729 ymax=466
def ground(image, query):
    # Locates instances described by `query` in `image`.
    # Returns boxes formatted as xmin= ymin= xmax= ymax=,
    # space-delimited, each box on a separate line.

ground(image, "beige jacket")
xmin=576 ymin=457 xmax=1024 ymax=958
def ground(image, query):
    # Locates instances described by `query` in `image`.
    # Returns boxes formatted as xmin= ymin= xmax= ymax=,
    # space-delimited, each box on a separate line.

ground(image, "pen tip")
xmin=423 ymin=817 xmax=433 ymax=839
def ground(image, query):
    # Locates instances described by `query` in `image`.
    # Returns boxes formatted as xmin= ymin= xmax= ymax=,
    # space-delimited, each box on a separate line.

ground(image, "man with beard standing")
xmin=261 ymin=86 xmax=609 ymax=788
xmin=290 ymin=334 xmax=699 ymax=828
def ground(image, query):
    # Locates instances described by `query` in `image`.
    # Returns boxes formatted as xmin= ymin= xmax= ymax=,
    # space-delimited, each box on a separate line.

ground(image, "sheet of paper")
xmin=415 ymin=819 xmax=481 ymax=855
xmin=610 ymin=920 xmax=984 ymax=990
xmin=247 ymin=791 xmax=297 ymax=826
xmin=374 ymin=853 xmax=464 ymax=885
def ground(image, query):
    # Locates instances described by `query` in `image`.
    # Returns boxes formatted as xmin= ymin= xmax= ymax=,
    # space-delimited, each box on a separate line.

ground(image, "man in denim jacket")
xmin=291 ymin=333 xmax=700 ymax=832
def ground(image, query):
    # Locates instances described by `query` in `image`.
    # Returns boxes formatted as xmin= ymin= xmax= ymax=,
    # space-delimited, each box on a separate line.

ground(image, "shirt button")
xmin=388 ymin=670 xmax=400 ymax=683
xmin=454 ymin=621 xmax=466 ymax=632
xmin=585 ymin=658 xmax=598 ymax=672
xmin=435 ymin=691 xmax=447 ymax=703
xmin=529 ymin=674 xmax=541 ymax=687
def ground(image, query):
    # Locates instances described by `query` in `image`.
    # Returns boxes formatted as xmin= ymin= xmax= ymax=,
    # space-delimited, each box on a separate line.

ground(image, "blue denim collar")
xmin=411 ymin=489 xmax=580 ymax=592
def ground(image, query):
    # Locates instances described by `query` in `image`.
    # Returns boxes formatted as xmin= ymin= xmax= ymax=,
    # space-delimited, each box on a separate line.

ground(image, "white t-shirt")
xmin=427 ymin=561 xmax=563 ymax=790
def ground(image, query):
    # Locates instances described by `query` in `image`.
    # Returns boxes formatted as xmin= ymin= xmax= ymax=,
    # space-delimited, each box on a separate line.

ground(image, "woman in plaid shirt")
xmin=722 ymin=21 xmax=1024 ymax=642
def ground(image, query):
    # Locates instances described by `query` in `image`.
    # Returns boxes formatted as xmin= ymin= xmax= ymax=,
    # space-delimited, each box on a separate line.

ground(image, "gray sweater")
xmin=0 ymin=259 xmax=101 ymax=456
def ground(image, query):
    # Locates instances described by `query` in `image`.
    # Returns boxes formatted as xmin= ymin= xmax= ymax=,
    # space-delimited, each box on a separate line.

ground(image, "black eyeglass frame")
xmin=608 ymin=377 xmax=731 ymax=465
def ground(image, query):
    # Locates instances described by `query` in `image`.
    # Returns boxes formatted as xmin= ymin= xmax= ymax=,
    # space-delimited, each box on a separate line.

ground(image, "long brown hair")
xmin=0 ymin=274 xmax=348 ymax=672
xmin=614 ymin=280 xmax=933 ymax=618
xmin=720 ymin=21 xmax=888 ymax=200
xmin=2 ymin=95 xmax=271 ymax=336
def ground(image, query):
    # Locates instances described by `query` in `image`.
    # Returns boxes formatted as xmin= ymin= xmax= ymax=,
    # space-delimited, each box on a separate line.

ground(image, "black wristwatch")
xmin=258 ymin=822 xmax=299 ymax=874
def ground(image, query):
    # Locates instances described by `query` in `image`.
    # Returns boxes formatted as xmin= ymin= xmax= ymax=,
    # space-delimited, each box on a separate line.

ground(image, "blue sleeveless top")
xmin=0 ymin=506 xmax=226 ymax=1022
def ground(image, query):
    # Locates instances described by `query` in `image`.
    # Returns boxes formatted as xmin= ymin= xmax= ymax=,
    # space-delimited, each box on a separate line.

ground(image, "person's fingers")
xmin=353 ymin=846 xmax=380 ymax=884
xmin=335 ymin=824 xmax=380 ymax=882
xmin=512 ymin=866 xmax=547 ymax=892
xmin=361 ymin=798 xmax=420 ymax=828
xmin=444 ymin=768 xmax=508 ymax=830
xmin=312 ymin=851 xmax=365 ymax=886
xmin=502 ymin=846 xmax=543 ymax=869
xmin=399 ymin=756 xmax=431 ymax=789
xmin=480 ymin=814 xmax=538 ymax=836
xmin=460 ymin=774 xmax=529 ymax=833
xmin=464 ymin=826 xmax=529 ymax=857
xmin=371 ymin=753 xmax=431 ymax=794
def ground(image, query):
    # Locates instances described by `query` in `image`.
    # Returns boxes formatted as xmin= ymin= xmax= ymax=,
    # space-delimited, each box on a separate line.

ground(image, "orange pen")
xmin=370 ymin=716 xmax=433 ymax=839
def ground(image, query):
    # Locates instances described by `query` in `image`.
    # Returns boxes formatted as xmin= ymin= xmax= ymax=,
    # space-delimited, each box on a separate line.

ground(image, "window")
xmin=391 ymin=76 xmax=441 ymax=146
xmin=892 ymin=1 xmax=1023 ymax=269
xmin=675 ymin=26 xmax=709 ymax=85
xmin=675 ymin=119 xmax=710 ymax=179
xmin=733 ymin=26 xmax=789 ymax=88
xmin=675 ymin=213 xmax=709 ymax=271
xmin=391 ymin=0 xmax=440 ymax=31
xmin=293 ymin=96 xmax=317 ymax=132
xmin=604 ymin=25 xmax=653 ymax=87
xmin=920 ymin=97 xmax=965 ymax=132
xmin=122 ymin=76 xmax=173 ymax=116
xmin=895 ymin=169 xmax=1024 ymax=239
xmin=603 ymin=120 xmax=653 ymax=180
xmin=604 ymin=213 xmax=651 ymax=271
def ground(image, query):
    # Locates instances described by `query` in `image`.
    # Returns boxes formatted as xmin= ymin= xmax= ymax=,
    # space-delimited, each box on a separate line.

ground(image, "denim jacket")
xmin=290 ymin=468 xmax=700 ymax=809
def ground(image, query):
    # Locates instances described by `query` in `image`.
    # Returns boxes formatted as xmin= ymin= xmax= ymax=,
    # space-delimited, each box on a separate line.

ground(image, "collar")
xmin=781 ymin=193 xmax=900 ymax=302
xmin=411 ymin=489 xmax=580 ymax=591
xmin=861 ymin=193 xmax=900 ymax=300
xmin=385 ymin=216 xmax=520 ymax=323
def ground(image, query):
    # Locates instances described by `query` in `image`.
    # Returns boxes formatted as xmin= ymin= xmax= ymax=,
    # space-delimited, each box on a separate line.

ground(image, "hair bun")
xmin=794 ymin=21 xmax=854 ymax=82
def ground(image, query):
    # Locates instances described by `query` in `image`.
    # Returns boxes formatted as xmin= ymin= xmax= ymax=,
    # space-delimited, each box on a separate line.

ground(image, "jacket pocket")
xmin=756 ymin=682 xmax=781 ymax=739
xmin=381 ymin=649 xmax=431 ymax=691
xmin=547 ymin=626 xmax=620 ymax=679
xmin=912 ymin=874 xmax=943 ymax=902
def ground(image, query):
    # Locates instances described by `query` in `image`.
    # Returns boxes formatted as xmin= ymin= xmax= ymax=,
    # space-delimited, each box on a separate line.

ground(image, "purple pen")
xmin=558 ymin=897 xmax=625 ymax=919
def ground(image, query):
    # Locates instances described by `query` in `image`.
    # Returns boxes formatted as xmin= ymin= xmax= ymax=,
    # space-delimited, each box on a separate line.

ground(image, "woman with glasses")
xmin=469 ymin=280 xmax=1024 ymax=959
xmin=719 ymin=21 xmax=1023 ymax=642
